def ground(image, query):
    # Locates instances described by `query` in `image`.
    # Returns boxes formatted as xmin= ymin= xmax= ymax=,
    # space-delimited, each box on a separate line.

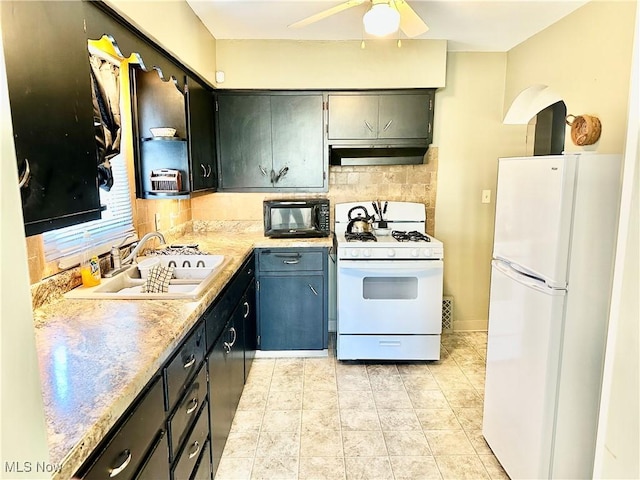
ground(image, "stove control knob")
xmin=387 ymin=249 xmax=396 ymax=257
xmin=422 ymin=248 xmax=432 ymax=257
xmin=411 ymin=249 xmax=419 ymax=257
xmin=350 ymin=249 xmax=360 ymax=257
xmin=363 ymin=249 xmax=371 ymax=258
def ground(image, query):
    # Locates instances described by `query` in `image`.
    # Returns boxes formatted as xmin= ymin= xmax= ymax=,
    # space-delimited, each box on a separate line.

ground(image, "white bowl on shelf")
xmin=149 ymin=127 xmax=176 ymax=138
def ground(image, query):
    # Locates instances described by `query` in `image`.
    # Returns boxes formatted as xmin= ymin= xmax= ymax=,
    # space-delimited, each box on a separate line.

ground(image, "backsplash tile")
xmin=191 ymin=147 xmax=439 ymax=236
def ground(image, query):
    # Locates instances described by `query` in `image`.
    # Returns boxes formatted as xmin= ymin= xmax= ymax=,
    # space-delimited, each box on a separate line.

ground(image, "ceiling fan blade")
xmin=288 ymin=0 xmax=367 ymax=29
xmin=394 ymin=0 xmax=429 ymax=38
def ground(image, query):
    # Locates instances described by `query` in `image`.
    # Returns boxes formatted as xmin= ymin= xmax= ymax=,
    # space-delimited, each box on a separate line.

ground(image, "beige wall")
xmin=433 ymin=52 xmax=523 ymax=330
xmin=505 ymin=0 xmax=636 ymax=155
xmin=215 ymin=39 xmax=447 ymax=89
xmin=105 ymin=0 xmax=217 ymax=84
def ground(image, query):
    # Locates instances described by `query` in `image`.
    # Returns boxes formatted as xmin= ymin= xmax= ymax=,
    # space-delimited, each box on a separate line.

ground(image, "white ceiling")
xmin=186 ymin=0 xmax=589 ymax=52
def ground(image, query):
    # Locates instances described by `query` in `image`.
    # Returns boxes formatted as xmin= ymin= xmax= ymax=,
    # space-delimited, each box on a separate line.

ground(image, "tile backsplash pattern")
xmin=191 ymin=147 xmax=439 ymax=236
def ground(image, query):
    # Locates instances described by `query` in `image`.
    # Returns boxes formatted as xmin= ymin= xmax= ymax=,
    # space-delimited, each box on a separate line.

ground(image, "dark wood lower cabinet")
xmin=171 ymin=400 xmax=210 ymax=480
xmin=78 ymin=377 xmax=165 ymax=480
xmin=134 ymin=431 xmax=170 ymax=480
xmin=207 ymin=316 xmax=245 ymax=475
xmin=191 ymin=439 xmax=212 ymax=480
xmin=76 ymin=255 xmax=257 ymax=480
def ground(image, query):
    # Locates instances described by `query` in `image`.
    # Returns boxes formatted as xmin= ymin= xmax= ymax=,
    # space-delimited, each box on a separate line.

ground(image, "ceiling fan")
xmin=289 ymin=0 xmax=429 ymax=38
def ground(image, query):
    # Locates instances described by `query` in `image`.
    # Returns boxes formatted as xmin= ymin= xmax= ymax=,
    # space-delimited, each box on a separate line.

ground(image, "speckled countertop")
xmin=32 ymin=226 xmax=332 ymax=480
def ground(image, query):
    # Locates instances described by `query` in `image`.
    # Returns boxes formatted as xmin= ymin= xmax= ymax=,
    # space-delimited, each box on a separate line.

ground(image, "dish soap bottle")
xmin=80 ymin=231 xmax=101 ymax=287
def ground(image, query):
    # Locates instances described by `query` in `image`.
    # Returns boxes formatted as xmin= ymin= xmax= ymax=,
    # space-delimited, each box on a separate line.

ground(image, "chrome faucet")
xmin=120 ymin=231 xmax=166 ymax=266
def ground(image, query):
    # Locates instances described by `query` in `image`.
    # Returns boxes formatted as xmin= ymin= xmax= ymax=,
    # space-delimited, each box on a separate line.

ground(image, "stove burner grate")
xmin=345 ymin=232 xmax=377 ymax=242
xmin=391 ymin=230 xmax=431 ymax=242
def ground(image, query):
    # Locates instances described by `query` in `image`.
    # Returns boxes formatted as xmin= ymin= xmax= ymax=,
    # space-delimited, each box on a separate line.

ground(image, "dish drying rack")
xmin=150 ymin=169 xmax=182 ymax=193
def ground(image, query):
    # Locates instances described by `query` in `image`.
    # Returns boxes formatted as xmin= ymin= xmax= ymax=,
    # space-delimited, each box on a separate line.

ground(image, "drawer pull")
xmin=243 ymin=301 xmax=250 ymax=318
xmin=18 ymin=159 xmax=30 ymax=188
xmin=308 ymin=284 xmax=318 ymax=296
xmin=186 ymin=397 xmax=199 ymax=415
xmin=364 ymin=120 xmax=374 ymax=132
xmin=188 ymin=441 xmax=200 ymax=459
xmin=109 ymin=450 xmax=131 ymax=478
xmin=283 ymin=258 xmax=300 ymax=265
xmin=183 ymin=355 xmax=196 ymax=369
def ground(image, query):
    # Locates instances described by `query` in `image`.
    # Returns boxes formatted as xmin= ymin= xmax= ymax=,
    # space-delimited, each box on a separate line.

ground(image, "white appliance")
xmin=334 ymin=201 xmax=444 ymax=361
xmin=483 ymin=153 xmax=623 ymax=479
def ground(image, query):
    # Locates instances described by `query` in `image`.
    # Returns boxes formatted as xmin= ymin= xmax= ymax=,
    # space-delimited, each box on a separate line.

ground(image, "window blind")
xmin=43 ymin=154 xmax=135 ymax=264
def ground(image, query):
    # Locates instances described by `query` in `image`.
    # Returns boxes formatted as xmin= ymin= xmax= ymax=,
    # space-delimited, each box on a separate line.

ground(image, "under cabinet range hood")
xmin=329 ymin=145 xmax=428 ymax=166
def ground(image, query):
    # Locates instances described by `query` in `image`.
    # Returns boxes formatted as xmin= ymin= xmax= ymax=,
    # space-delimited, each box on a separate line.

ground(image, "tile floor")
xmin=215 ymin=332 xmax=509 ymax=479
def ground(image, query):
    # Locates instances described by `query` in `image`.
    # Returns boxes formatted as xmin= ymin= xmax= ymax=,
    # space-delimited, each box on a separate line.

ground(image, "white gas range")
xmin=334 ymin=201 xmax=444 ymax=361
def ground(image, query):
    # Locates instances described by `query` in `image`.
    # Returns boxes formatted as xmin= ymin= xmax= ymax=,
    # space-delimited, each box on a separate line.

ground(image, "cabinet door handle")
xmin=186 ymin=397 xmax=199 ymax=415
xmin=308 ymin=284 xmax=318 ymax=296
xmin=183 ymin=354 xmax=196 ymax=369
xmin=207 ymin=165 xmax=212 ymax=177
xmin=259 ymin=165 xmax=268 ymax=176
xmin=223 ymin=342 xmax=231 ymax=354
xmin=364 ymin=120 xmax=374 ymax=132
xmin=383 ymin=119 xmax=393 ymax=131
xmin=18 ymin=159 xmax=30 ymax=188
xmin=200 ymin=163 xmax=207 ymax=177
xmin=243 ymin=301 xmax=250 ymax=318
xmin=109 ymin=450 xmax=131 ymax=478
xmin=188 ymin=440 xmax=200 ymax=459
xmin=229 ymin=326 xmax=237 ymax=347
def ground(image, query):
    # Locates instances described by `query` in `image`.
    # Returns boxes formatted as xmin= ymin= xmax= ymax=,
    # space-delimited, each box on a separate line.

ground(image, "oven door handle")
xmin=339 ymin=260 xmax=443 ymax=273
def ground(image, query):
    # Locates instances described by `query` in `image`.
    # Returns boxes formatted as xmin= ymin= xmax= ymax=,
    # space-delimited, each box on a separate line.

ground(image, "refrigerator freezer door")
xmin=483 ymin=261 xmax=566 ymax=480
xmin=493 ymin=155 xmax=577 ymax=288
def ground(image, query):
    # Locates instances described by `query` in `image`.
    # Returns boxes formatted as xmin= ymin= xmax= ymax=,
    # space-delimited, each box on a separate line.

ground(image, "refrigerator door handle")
xmin=492 ymin=260 xmax=564 ymax=296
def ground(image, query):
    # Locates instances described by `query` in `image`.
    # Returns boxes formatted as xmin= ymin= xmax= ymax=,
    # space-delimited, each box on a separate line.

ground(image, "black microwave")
xmin=263 ymin=198 xmax=330 ymax=238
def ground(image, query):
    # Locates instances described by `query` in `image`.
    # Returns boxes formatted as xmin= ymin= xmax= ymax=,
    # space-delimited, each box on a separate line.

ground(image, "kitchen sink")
xmin=65 ymin=255 xmax=226 ymax=300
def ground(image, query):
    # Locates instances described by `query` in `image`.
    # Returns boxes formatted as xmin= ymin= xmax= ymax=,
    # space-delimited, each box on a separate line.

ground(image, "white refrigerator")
xmin=483 ymin=153 xmax=623 ymax=479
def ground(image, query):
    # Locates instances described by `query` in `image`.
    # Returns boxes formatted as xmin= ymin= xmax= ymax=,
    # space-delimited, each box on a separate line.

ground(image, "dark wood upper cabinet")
xmin=215 ymin=91 xmax=327 ymax=192
xmin=131 ymin=68 xmax=191 ymax=198
xmin=131 ymin=71 xmax=217 ymax=198
xmin=327 ymin=90 xmax=435 ymax=143
xmin=187 ymin=76 xmax=217 ymax=192
xmin=2 ymin=1 xmax=102 ymax=236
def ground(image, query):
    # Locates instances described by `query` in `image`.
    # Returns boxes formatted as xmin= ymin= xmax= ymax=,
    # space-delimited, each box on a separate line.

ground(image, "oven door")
xmin=337 ymin=259 xmax=443 ymax=334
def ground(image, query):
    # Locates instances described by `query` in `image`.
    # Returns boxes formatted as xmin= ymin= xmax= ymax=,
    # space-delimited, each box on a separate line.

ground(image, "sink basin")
xmin=65 ymin=255 xmax=226 ymax=300
xmin=138 ymin=254 xmax=224 ymax=280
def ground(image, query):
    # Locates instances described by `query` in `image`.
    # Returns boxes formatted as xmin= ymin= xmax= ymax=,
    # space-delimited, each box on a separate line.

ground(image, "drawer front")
xmin=83 ymin=377 xmax=165 ymax=480
xmin=172 ymin=401 xmax=210 ymax=480
xmin=190 ymin=439 xmax=212 ymax=480
xmin=258 ymin=250 xmax=323 ymax=272
xmin=168 ymin=363 xmax=208 ymax=460
xmin=134 ymin=430 xmax=169 ymax=480
xmin=165 ymin=323 xmax=206 ymax=411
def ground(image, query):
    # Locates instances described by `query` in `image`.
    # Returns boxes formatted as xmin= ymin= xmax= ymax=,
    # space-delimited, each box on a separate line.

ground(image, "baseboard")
xmin=452 ymin=319 xmax=488 ymax=332
xmin=255 ymin=349 xmax=329 ymax=358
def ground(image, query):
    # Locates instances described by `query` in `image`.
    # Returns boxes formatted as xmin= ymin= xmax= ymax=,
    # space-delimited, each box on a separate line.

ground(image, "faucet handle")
xmin=116 ymin=234 xmax=136 ymax=248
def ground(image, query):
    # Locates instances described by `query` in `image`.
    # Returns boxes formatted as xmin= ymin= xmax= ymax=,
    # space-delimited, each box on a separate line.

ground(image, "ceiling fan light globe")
xmin=363 ymin=3 xmax=400 ymax=37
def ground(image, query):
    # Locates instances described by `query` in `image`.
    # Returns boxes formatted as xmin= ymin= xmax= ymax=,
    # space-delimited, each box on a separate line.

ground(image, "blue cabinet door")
xmin=259 ymin=274 xmax=325 ymax=350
